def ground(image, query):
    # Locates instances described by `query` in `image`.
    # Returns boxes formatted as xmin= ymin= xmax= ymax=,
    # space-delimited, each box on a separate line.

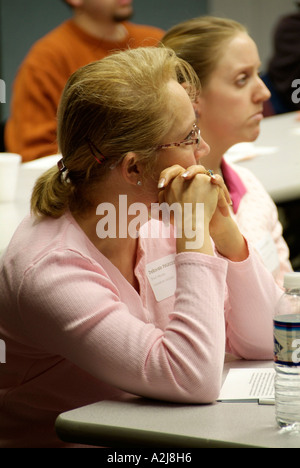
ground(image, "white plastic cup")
xmin=0 ymin=153 xmax=22 ymax=202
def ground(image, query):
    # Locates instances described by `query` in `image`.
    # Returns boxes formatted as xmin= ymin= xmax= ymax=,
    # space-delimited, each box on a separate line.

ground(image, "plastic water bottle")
xmin=274 ymin=272 xmax=300 ymax=430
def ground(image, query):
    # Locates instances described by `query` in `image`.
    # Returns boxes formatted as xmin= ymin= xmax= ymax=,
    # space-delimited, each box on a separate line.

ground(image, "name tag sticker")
xmin=255 ymin=233 xmax=280 ymax=273
xmin=146 ymin=254 xmax=176 ymax=302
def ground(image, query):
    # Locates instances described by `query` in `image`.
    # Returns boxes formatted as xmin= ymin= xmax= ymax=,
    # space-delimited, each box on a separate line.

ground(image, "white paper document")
xmin=224 ymin=143 xmax=278 ymax=163
xmin=218 ymin=368 xmax=275 ymax=404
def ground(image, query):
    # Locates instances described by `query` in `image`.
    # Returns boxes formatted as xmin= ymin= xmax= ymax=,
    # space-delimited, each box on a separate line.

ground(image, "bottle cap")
xmin=284 ymin=272 xmax=300 ymax=290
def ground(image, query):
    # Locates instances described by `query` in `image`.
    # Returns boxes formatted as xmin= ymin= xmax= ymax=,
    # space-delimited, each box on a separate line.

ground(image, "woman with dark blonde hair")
xmin=161 ymin=16 xmax=292 ymax=284
xmin=0 ymin=46 xmax=282 ymax=447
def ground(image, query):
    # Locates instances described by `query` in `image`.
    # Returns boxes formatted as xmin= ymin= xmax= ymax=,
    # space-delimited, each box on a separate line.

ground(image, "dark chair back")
xmin=0 ymin=121 xmax=6 ymax=152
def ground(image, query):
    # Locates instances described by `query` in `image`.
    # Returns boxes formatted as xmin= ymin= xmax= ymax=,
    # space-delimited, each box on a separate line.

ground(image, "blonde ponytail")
xmin=30 ymin=167 xmax=73 ymax=218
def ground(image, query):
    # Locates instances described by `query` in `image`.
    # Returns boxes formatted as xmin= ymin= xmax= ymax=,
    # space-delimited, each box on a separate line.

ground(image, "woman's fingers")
xmin=217 ymin=191 xmax=231 ymax=217
xmin=210 ymin=173 xmax=232 ymax=207
xmin=158 ymin=165 xmax=232 ymax=213
xmin=157 ymin=165 xmax=186 ymax=189
xmin=158 ymin=164 xmax=209 ymax=189
xmin=180 ymin=164 xmax=210 ymax=180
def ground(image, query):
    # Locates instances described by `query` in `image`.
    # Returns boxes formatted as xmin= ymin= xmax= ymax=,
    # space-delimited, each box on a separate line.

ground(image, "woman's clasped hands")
xmin=157 ymin=165 xmax=248 ymax=261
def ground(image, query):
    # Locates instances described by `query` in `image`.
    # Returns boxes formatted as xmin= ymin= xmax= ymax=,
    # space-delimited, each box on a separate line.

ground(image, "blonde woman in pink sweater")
xmin=0 ymin=47 xmax=281 ymax=447
xmin=161 ymin=16 xmax=293 ymax=284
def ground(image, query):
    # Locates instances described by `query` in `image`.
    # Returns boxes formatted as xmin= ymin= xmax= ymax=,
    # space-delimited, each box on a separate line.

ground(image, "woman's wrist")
xmin=212 ymin=219 xmax=249 ymax=262
xmin=176 ymin=224 xmax=214 ymax=255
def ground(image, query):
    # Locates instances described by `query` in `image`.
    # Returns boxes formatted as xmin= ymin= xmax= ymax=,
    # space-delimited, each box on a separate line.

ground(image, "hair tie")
xmin=57 ymin=158 xmax=67 ymax=173
xmin=57 ymin=157 xmax=70 ymax=182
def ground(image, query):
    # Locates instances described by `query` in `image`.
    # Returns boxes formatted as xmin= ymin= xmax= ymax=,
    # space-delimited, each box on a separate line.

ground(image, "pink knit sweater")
xmin=0 ymin=206 xmax=282 ymax=447
xmin=221 ymin=160 xmax=292 ymax=285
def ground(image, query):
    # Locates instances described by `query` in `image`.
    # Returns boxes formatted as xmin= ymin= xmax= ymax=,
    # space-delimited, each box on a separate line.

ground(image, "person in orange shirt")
xmin=5 ymin=0 xmax=164 ymax=162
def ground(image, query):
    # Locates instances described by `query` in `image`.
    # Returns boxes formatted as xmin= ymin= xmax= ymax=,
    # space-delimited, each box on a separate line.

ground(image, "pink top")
xmin=221 ymin=159 xmax=247 ymax=214
xmin=0 ymin=212 xmax=282 ymax=447
xmin=221 ymin=159 xmax=292 ymax=285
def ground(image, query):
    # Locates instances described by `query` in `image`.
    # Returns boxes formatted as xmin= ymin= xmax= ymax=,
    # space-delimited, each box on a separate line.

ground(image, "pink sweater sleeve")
xmin=18 ymin=250 xmax=228 ymax=404
xmin=223 ymin=243 xmax=283 ymax=360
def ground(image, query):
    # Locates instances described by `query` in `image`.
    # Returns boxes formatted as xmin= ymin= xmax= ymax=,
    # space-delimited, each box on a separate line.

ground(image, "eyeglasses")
xmin=156 ymin=124 xmax=201 ymax=151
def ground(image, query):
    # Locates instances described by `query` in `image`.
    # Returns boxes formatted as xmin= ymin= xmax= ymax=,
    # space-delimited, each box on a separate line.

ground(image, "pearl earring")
xmin=137 ymin=180 xmax=142 ymax=186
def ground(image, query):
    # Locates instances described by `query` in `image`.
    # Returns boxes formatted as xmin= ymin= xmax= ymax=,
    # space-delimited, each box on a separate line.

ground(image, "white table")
xmin=0 ymin=154 xmax=60 ymax=255
xmin=0 ymin=200 xmax=30 ymax=254
xmin=55 ymin=359 xmax=300 ymax=448
xmin=231 ymin=112 xmax=300 ymax=204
